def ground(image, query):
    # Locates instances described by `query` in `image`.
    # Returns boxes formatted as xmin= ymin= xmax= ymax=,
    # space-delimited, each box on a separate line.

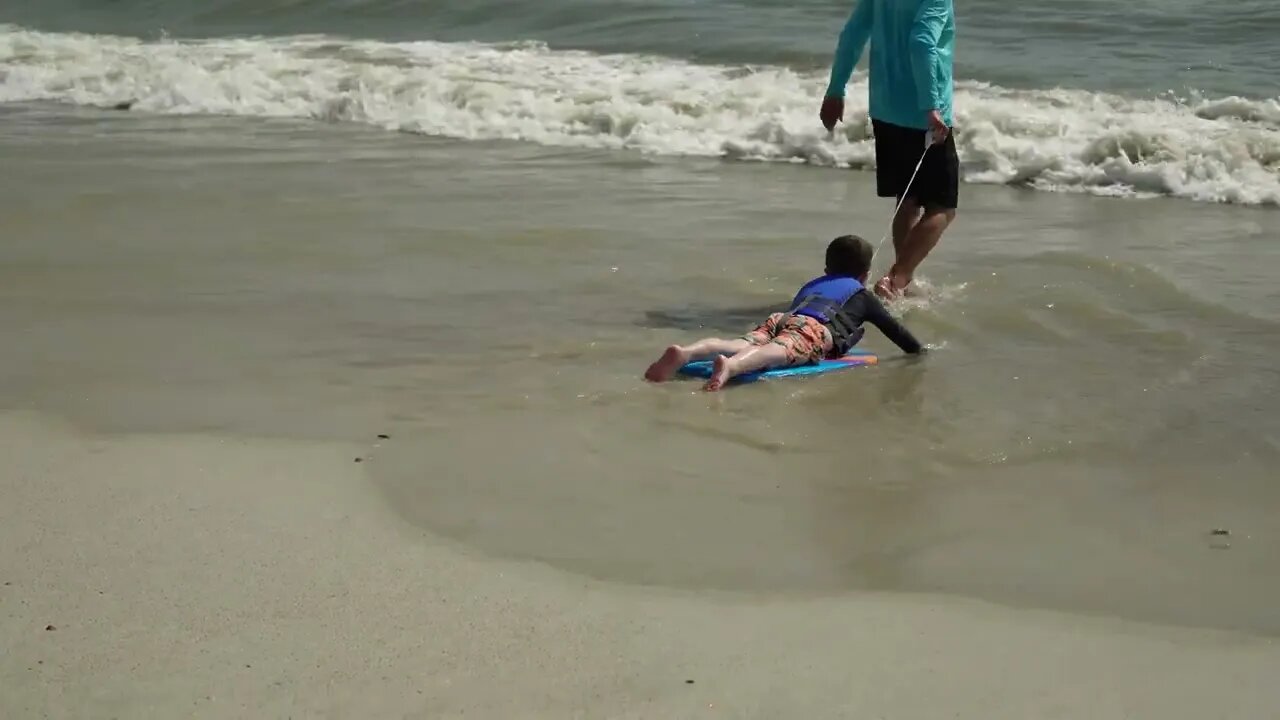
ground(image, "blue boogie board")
xmin=675 ymin=348 xmax=879 ymax=385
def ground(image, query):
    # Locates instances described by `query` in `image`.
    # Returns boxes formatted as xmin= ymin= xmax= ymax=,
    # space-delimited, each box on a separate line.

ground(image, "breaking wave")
xmin=2 ymin=25 xmax=1277 ymax=206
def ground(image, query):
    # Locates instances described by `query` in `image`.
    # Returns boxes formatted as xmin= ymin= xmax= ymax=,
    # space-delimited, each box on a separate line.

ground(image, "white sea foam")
xmin=2 ymin=25 xmax=1277 ymax=206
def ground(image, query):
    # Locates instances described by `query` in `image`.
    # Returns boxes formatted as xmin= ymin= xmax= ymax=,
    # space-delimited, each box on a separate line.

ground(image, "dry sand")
xmin=2 ymin=411 xmax=1277 ymax=719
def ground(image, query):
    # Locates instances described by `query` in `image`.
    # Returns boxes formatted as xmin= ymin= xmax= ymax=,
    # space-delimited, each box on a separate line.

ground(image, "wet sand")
xmin=3 ymin=412 xmax=1278 ymax=719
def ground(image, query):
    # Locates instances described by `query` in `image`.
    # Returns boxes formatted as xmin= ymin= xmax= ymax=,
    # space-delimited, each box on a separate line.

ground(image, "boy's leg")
xmin=684 ymin=337 xmax=752 ymax=360
xmin=644 ymin=337 xmax=752 ymax=382
xmin=646 ymin=312 xmax=785 ymax=382
xmin=703 ymin=343 xmax=790 ymax=392
xmin=704 ymin=318 xmax=830 ymax=391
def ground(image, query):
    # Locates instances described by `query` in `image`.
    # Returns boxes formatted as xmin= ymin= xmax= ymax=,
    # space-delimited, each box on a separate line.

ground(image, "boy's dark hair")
xmin=825 ymin=234 xmax=875 ymax=277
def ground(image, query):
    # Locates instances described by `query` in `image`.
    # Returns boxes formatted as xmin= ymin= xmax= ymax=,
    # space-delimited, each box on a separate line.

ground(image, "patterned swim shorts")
xmin=742 ymin=312 xmax=834 ymax=365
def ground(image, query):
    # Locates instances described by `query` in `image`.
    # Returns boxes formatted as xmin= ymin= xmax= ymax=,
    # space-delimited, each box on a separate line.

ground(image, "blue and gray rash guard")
xmin=824 ymin=0 xmax=956 ymax=131
xmin=790 ymin=274 xmax=924 ymax=355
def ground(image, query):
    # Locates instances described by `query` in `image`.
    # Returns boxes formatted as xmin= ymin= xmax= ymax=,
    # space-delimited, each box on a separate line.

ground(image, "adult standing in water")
xmin=820 ymin=0 xmax=958 ymax=299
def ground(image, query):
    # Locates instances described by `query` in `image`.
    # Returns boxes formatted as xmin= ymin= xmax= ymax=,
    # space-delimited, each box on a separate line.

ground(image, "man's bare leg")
xmin=892 ymin=197 xmax=922 ymax=258
xmin=887 ymin=206 xmax=955 ymax=292
xmin=876 ymin=198 xmax=923 ymax=299
xmin=645 ymin=338 xmax=751 ymax=382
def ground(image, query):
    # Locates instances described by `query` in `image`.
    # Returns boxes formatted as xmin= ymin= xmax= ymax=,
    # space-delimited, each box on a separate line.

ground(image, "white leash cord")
xmin=870 ymin=132 xmax=936 ymax=266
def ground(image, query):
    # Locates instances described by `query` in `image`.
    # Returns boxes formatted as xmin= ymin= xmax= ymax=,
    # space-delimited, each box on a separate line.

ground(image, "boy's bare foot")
xmin=644 ymin=345 xmax=689 ymax=382
xmin=703 ymin=355 xmax=733 ymax=392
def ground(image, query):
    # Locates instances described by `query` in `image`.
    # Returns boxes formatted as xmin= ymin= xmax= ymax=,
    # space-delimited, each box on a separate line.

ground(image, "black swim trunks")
xmin=872 ymin=118 xmax=959 ymax=210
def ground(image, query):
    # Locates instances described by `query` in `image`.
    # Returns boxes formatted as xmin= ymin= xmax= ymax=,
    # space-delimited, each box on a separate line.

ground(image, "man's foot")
xmin=644 ymin=345 xmax=690 ymax=382
xmin=873 ymin=276 xmax=898 ymax=300
xmin=703 ymin=355 xmax=733 ymax=392
xmin=870 ymin=271 xmax=911 ymax=299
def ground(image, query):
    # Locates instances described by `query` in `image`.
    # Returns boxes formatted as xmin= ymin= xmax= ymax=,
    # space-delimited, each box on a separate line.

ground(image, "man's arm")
xmin=824 ymin=0 xmax=875 ymax=99
xmin=908 ymin=0 xmax=949 ymax=119
xmin=848 ymin=292 xmax=924 ymax=354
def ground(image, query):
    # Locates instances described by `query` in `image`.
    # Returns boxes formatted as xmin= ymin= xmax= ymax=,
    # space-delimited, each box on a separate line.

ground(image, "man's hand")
xmin=820 ymin=96 xmax=844 ymax=132
xmin=926 ymin=109 xmax=949 ymax=144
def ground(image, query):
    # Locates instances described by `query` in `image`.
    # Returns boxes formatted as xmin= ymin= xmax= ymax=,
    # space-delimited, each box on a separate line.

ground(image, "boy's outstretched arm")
xmin=856 ymin=293 xmax=925 ymax=354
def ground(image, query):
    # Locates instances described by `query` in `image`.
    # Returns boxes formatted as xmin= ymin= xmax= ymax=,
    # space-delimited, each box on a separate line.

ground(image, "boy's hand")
xmin=820 ymin=96 xmax=844 ymax=132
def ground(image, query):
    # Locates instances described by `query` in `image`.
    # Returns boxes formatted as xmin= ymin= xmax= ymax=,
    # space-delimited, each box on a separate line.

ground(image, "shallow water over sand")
xmin=1 ymin=104 xmax=1278 ymax=634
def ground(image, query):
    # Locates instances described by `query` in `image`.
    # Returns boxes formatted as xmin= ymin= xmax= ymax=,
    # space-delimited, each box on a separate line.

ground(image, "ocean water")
xmin=3 ymin=0 xmax=1279 ymax=205
xmin=2 ymin=1 xmax=1279 ymax=635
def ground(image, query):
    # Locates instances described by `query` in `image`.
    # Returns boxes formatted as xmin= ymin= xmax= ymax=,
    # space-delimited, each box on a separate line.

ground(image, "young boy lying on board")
xmin=644 ymin=234 xmax=925 ymax=391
